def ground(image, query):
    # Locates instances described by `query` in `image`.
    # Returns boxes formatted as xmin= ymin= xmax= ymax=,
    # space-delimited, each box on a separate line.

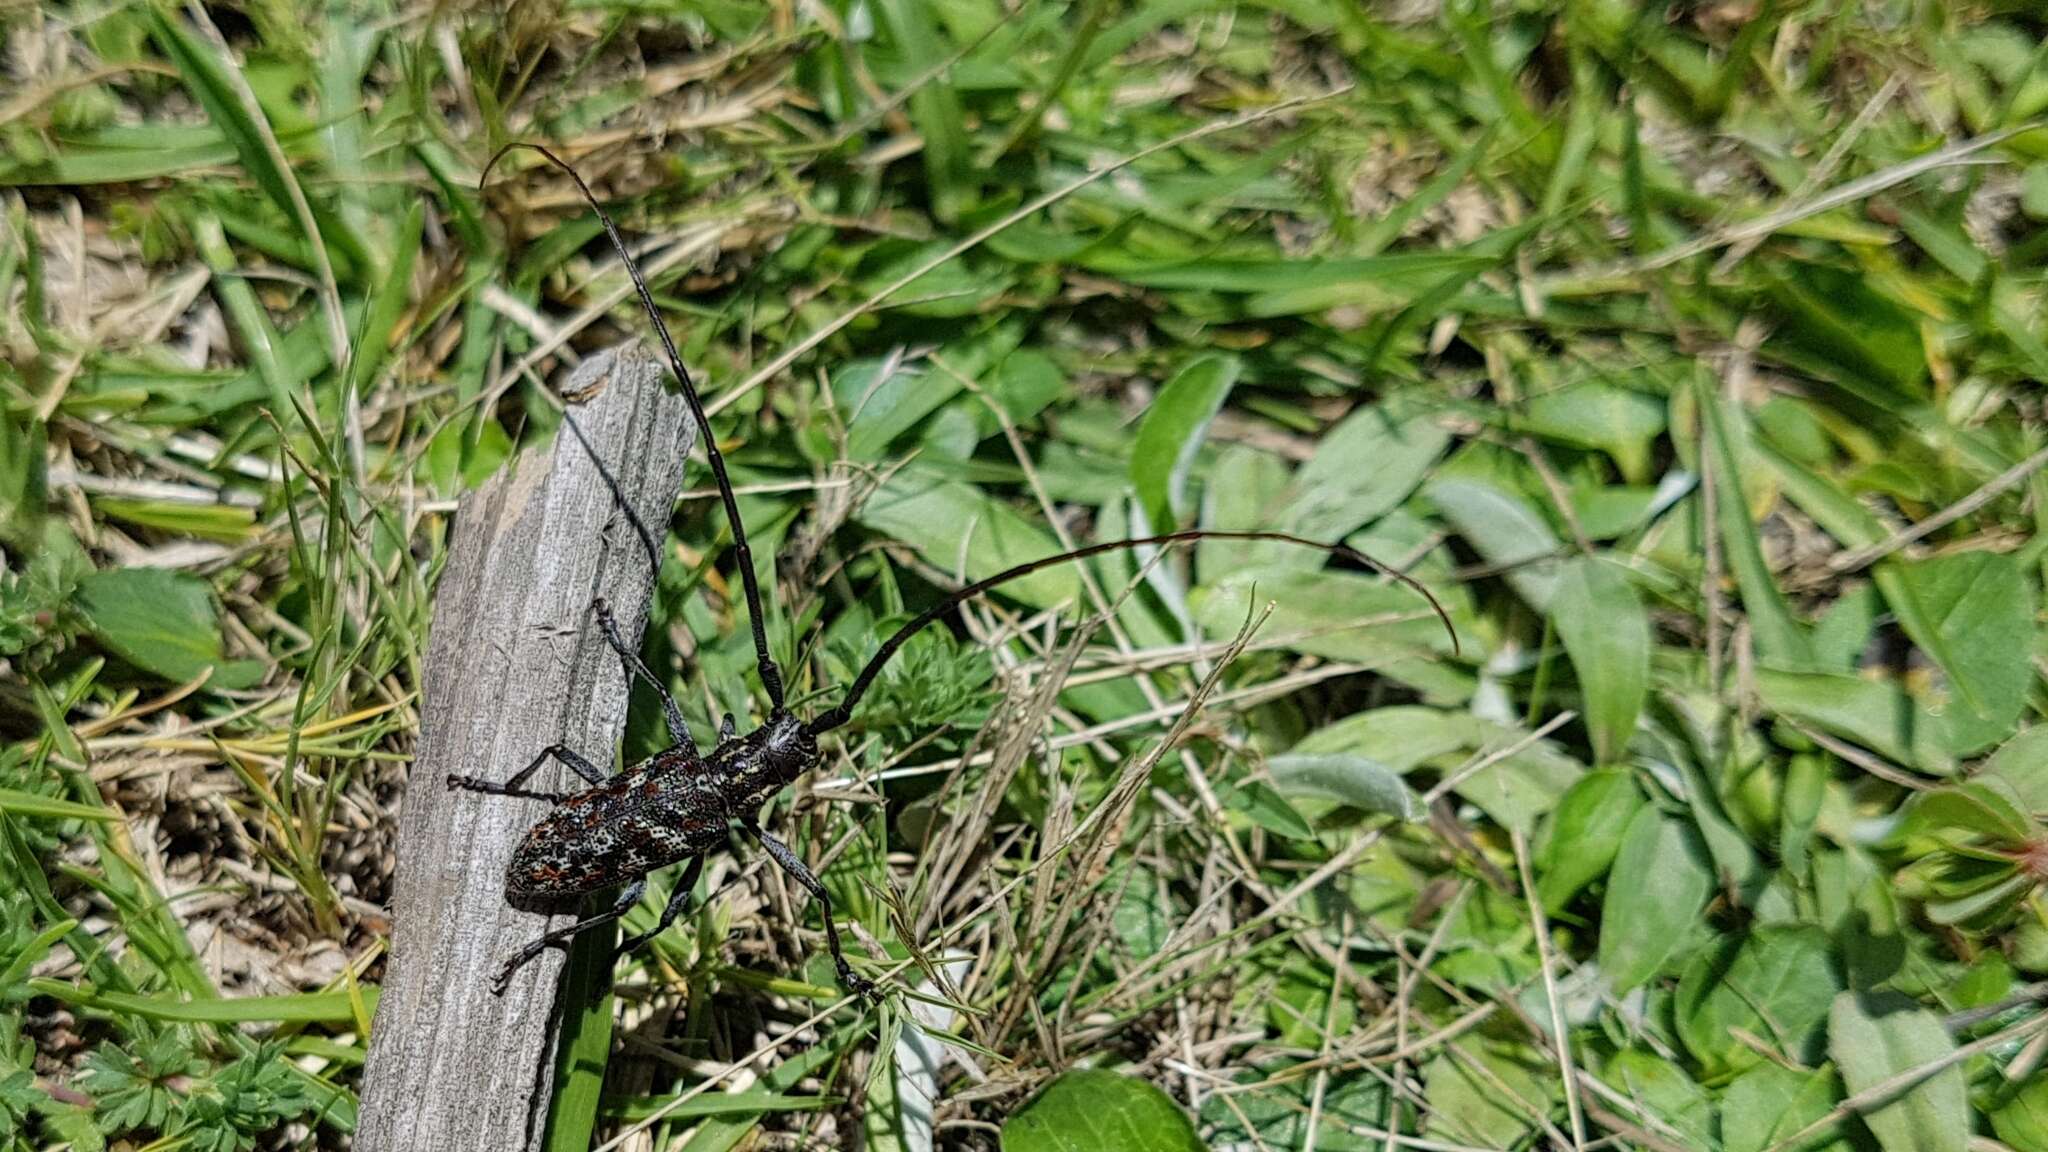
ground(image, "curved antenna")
xmin=481 ymin=142 xmax=788 ymax=710
xmin=807 ymin=529 xmax=1458 ymax=734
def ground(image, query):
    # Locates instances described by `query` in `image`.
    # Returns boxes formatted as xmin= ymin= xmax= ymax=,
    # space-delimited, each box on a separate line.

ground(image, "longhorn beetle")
xmin=451 ymin=143 xmax=1458 ymax=999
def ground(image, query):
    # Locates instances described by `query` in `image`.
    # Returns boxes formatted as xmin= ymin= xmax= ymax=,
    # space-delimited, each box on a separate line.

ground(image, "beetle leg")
xmin=447 ymin=743 xmax=605 ymax=801
xmin=747 ymin=823 xmax=878 ymax=1001
xmin=617 ymin=854 xmax=704 ymax=956
xmin=491 ymin=877 xmax=648 ymax=995
xmin=719 ymin=713 xmax=738 ymax=744
xmin=593 ymin=597 xmax=698 ymax=757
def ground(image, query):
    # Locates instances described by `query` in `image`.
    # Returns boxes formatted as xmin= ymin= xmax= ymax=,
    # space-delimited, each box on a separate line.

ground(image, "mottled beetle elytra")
xmin=449 ymin=142 xmax=1458 ymax=1000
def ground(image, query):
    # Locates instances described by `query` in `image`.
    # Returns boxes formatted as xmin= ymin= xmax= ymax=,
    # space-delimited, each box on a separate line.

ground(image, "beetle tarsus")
xmin=489 ymin=956 xmax=523 ymax=997
xmin=837 ymin=962 xmax=880 ymax=1003
xmin=451 ymin=744 xmax=607 ymax=804
xmin=447 ymin=773 xmax=564 ymax=803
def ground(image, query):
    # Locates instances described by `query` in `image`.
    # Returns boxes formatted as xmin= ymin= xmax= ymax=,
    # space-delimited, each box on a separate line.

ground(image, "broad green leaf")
xmin=1754 ymin=669 xmax=1965 ymax=772
xmin=1598 ymin=808 xmax=1713 ymax=993
xmin=1993 ymin=1072 xmax=2048 ymax=1152
xmin=1899 ymin=779 xmax=2037 ymax=847
xmin=1113 ymin=873 xmax=1172 ymax=958
xmin=1225 ymin=779 xmax=1317 ymax=840
xmin=426 ymin=416 xmax=511 ymax=494
xmin=856 ymin=242 xmax=1010 ymax=317
xmin=1926 ymin=870 xmax=2033 ymax=929
xmin=1193 ymin=567 xmax=1465 ymax=665
xmin=1876 ymin=550 xmax=2032 ymax=739
xmin=2017 ymin=917 xmax=2048 ymax=974
xmin=1001 ymin=1069 xmax=1202 ymax=1152
xmin=1347 ymin=849 xmax=1428 ymax=935
xmin=1513 ymin=380 xmax=1666 ymax=481
xmin=1439 ymin=721 xmax=1585 ymax=832
xmin=1565 ymin=482 xmax=1663 ymax=540
xmin=1082 ymin=496 xmax=1186 ymax=653
xmin=1291 ymin=706 xmax=1583 ymax=831
xmin=1807 ymin=847 xmax=1909 ymax=988
xmin=1782 ymin=754 xmax=1827 ymax=873
xmin=856 ymin=471 xmax=1078 ymax=611
xmin=1766 ymin=263 xmax=1928 ymax=400
xmin=1199 ymin=1071 xmax=1385 ymax=1152
xmin=1984 ymin=726 xmax=2048 ymax=812
xmin=1290 ymin=706 xmax=1467 ymax=769
xmin=1197 ymin=444 xmax=1290 ymax=574
xmin=1722 ymin=1064 xmax=1846 ymax=1152
xmin=1549 ymin=557 xmax=1648 ymax=765
xmin=1827 ymin=992 xmax=1966 ymax=1152
xmin=1601 ymin=1049 xmax=1712 ymax=1148
xmin=836 ymin=359 xmax=965 ymax=461
xmin=988 ymin=349 xmax=1067 ymax=430
xmin=1131 ymin=354 xmax=1239 ymax=533
xmin=1261 ymin=953 xmax=1355 ymax=1048
xmin=1535 ymin=770 xmax=1642 ymax=909
xmin=1268 ymin=754 xmax=1420 ymax=820
xmin=1675 ymin=926 xmax=1840 ymax=1075
xmin=1421 ymin=1041 xmax=1553 ymax=1148
xmin=1810 ymin=584 xmax=1879 ymax=670
xmin=1271 ymin=407 xmax=1448 ymax=567
xmin=1426 ymin=477 xmax=1562 ymax=610
xmin=71 ymin=568 xmax=264 ymax=689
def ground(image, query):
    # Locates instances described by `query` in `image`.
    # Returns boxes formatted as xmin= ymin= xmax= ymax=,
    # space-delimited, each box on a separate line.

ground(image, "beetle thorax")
xmin=718 ymin=710 xmax=819 ymax=813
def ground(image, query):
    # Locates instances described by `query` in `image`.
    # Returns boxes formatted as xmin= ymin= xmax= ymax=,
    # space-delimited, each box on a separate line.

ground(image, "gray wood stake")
xmin=358 ymin=348 xmax=691 ymax=1150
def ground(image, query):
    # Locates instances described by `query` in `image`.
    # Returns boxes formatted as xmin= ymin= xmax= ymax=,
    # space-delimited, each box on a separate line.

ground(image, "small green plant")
xmin=179 ymin=1047 xmax=322 ymax=1152
xmin=831 ymin=614 xmax=994 ymax=736
xmin=1898 ymin=779 xmax=2048 ymax=932
xmin=79 ymin=1027 xmax=199 ymax=1136
xmin=75 ymin=1030 xmax=323 ymax=1152
xmin=0 ymin=1071 xmax=43 ymax=1150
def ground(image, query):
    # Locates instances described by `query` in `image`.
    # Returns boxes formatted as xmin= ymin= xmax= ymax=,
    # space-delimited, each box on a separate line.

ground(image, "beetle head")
xmin=762 ymin=709 xmax=818 ymax=784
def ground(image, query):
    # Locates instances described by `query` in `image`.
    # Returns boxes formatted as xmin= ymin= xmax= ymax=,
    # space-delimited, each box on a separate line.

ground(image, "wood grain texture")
xmin=358 ymin=349 xmax=692 ymax=1151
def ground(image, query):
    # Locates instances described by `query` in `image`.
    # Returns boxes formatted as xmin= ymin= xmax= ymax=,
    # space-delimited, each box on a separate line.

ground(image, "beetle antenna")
xmin=806 ymin=529 xmax=1458 ymax=734
xmin=481 ymin=142 xmax=788 ymax=710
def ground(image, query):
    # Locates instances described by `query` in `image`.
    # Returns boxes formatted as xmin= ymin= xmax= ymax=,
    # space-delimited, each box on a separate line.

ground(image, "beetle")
xmin=449 ymin=144 xmax=1456 ymax=999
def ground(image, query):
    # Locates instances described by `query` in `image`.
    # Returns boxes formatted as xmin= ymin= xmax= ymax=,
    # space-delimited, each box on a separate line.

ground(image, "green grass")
xmin=5 ymin=1 xmax=2048 ymax=1150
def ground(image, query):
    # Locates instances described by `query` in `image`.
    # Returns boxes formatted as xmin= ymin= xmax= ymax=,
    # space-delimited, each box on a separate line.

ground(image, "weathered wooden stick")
xmin=358 ymin=349 xmax=691 ymax=1151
